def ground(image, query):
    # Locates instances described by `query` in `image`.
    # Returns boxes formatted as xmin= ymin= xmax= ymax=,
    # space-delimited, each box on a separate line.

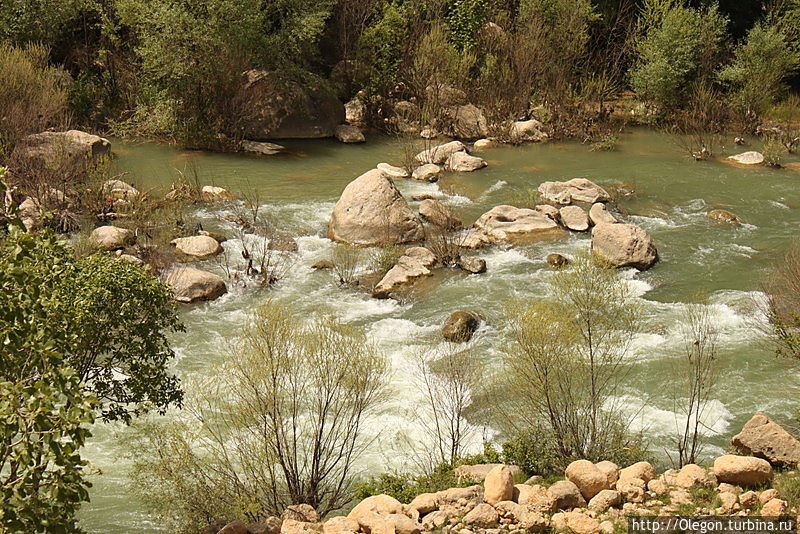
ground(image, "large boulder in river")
xmin=591 ymin=223 xmax=658 ymax=270
xmin=90 ymin=226 xmax=135 ymax=251
xmin=732 ymin=412 xmax=800 ymax=467
xmin=372 ymin=247 xmax=436 ymax=298
xmin=465 ymin=205 xmax=563 ymax=248
xmin=415 ymin=141 xmax=466 ymax=165
xmin=239 ymin=70 xmax=344 ymax=139
xmin=446 ymin=151 xmax=487 ymax=172
xmin=538 ymin=178 xmax=611 ymax=205
xmin=328 ymin=169 xmax=425 ymax=246
xmin=334 ymin=124 xmax=365 ymax=144
xmin=171 ymin=235 xmax=222 ymax=260
xmin=162 ymin=267 xmax=228 ymax=303
xmin=12 ymin=130 xmax=110 ymax=168
xmin=442 ymin=311 xmax=482 ymax=342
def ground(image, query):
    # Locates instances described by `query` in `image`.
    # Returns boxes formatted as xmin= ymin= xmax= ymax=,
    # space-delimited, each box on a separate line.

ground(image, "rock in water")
xmin=707 ymin=209 xmax=739 ymax=224
xmin=372 ymin=247 xmax=436 ymax=298
xmin=415 ymin=141 xmax=466 ymax=165
xmin=457 ymin=256 xmax=487 ymax=274
xmin=446 ymin=151 xmax=487 ymax=172
xmin=103 ymin=179 xmax=139 ymax=201
xmin=90 ymin=226 xmax=136 ymax=251
xmin=591 ymin=222 xmax=658 ymax=270
xmin=162 ymin=267 xmax=227 ymax=303
xmin=171 ymin=235 xmax=222 ymax=260
xmin=465 ymin=205 xmax=563 ymax=248
xmin=732 ymin=412 xmax=800 ymax=467
xmin=589 ymin=203 xmax=617 ymax=225
xmin=242 ymin=140 xmax=285 ymax=155
xmin=559 ymin=205 xmax=590 ymax=231
xmin=334 ymin=124 xmax=365 ymax=143
xmin=509 ymin=120 xmax=548 ymax=143
xmin=442 ymin=311 xmax=482 ymax=342
xmin=547 ymin=253 xmax=569 ymax=268
xmin=377 ymin=163 xmax=410 ymax=179
xmin=200 ymin=185 xmax=235 ymax=202
xmin=728 ymin=151 xmax=764 ymax=165
xmin=538 ymin=178 xmax=611 ymax=205
xmin=419 ymin=199 xmax=462 ymax=229
xmin=473 ymin=139 xmax=495 ymax=150
xmin=328 ymin=169 xmax=425 ymax=246
xmin=412 ymin=164 xmax=442 ymax=182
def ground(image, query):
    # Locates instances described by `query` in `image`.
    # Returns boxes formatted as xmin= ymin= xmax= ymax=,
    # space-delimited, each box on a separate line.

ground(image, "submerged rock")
xmin=707 ymin=209 xmax=739 ymax=224
xmin=442 ymin=311 xmax=482 ymax=342
xmin=162 ymin=267 xmax=227 ymax=303
xmin=372 ymin=247 xmax=436 ymax=298
xmin=242 ymin=140 xmax=285 ymax=155
xmin=328 ymin=169 xmax=424 ymax=246
xmin=591 ymin=222 xmax=658 ymax=270
xmin=538 ymin=178 xmax=611 ymax=205
xmin=728 ymin=151 xmax=764 ymax=165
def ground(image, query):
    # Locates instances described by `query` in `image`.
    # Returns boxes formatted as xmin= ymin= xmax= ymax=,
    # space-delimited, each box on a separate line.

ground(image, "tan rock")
xmin=619 ymin=462 xmax=656 ymax=484
xmin=377 ymin=163 xmax=410 ymax=179
xmin=323 ymin=517 xmax=359 ymax=534
xmin=589 ymin=203 xmax=617 ymax=225
xmin=509 ymin=120 xmax=548 ymax=143
xmin=334 ymin=124 xmax=366 ymax=144
xmin=409 ymin=493 xmax=439 ymax=516
xmin=718 ymin=491 xmax=738 ymax=513
xmin=548 ymin=480 xmax=586 ymax=510
xmin=516 ymin=485 xmax=555 ymax=514
xmin=563 ymin=511 xmax=600 ymax=534
xmin=419 ymin=199 xmax=462 ymax=229
xmin=707 ymin=209 xmax=739 ymax=225
xmin=328 ymin=169 xmax=425 ymax=246
xmin=484 ymin=465 xmax=514 ymax=506
xmin=90 ymin=225 xmax=135 ymax=251
xmin=457 ymin=256 xmax=486 ymax=274
xmin=588 ymin=490 xmax=621 ymax=513
xmin=162 ymin=267 xmax=227 ymax=303
xmin=566 ymin=460 xmax=610 ymax=500
xmin=348 ymin=495 xmax=407 ymax=522
xmin=739 ymin=491 xmax=758 ymax=509
xmin=559 ymin=205 xmax=590 ymax=231
xmin=283 ymin=504 xmax=319 ymax=523
xmin=759 ymin=489 xmax=778 ymax=504
xmin=442 ymin=311 xmax=482 ymax=343
xmin=591 ymin=223 xmax=658 ymax=270
xmin=373 ymin=247 xmax=436 ymax=298
xmin=713 ymin=455 xmax=773 ymax=487
xmin=468 ymin=205 xmax=562 ymax=247
xmin=446 ymin=151 xmax=487 ymax=172
xmin=647 ymin=479 xmax=668 ymax=496
xmin=171 ymin=235 xmax=222 ymax=260
xmin=675 ymin=464 xmax=714 ymax=489
xmin=416 ymin=141 xmax=467 ymax=165
xmin=385 ymin=514 xmax=421 ymax=534
xmin=538 ymin=178 xmax=610 ymax=205
xmin=732 ymin=412 xmax=800 ymax=467
xmin=103 ymin=179 xmax=139 ymax=201
xmin=438 ymin=485 xmax=484 ymax=506
xmin=761 ymin=498 xmax=788 ymax=516
xmin=595 ymin=461 xmax=619 ymax=487
xmin=200 ymin=185 xmax=235 ymax=202
xmin=616 ymin=478 xmax=645 ymax=503
xmin=728 ymin=151 xmax=764 ymax=165
xmin=463 ymin=503 xmax=498 ymax=528
xmin=281 ymin=520 xmax=322 ymax=534
xmin=473 ymin=139 xmax=495 ymax=150
xmin=412 ymin=164 xmax=442 ymax=182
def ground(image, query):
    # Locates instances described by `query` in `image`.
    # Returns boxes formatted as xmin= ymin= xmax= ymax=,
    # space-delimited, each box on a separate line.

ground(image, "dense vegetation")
xmin=0 ymin=0 xmax=798 ymax=155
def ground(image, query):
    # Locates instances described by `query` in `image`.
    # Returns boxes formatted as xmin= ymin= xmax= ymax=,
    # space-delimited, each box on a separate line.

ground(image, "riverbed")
xmin=78 ymin=129 xmax=800 ymax=532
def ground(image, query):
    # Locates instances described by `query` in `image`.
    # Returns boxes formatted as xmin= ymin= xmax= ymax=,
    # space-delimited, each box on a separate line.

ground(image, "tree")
xmin=0 ymin=227 xmax=96 ymax=533
xmin=502 ymin=254 xmax=642 ymax=462
xmin=130 ymin=302 xmax=389 ymax=531
xmin=411 ymin=343 xmax=484 ymax=469
xmin=764 ymin=243 xmax=800 ymax=359
xmin=630 ymin=0 xmax=728 ymax=111
xmin=0 ymin=228 xmax=183 ymax=423
xmin=671 ymin=303 xmax=720 ymax=467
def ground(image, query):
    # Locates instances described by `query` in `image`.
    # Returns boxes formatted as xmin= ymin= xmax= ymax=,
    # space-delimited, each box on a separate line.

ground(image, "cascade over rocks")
xmin=373 ymin=247 xmax=436 ymax=298
xmin=329 ymin=169 xmax=424 ymax=246
xmin=732 ymin=412 xmax=800 ymax=466
xmin=591 ymin=223 xmax=658 ymax=270
xmin=239 ymin=70 xmax=344 ymax=139
xmin=538 ymin=178 xmax=611 ymax=205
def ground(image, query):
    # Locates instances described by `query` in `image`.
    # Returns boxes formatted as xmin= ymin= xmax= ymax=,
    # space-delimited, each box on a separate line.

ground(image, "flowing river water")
xmin=78 ymin=129 xmax=800 ymax=532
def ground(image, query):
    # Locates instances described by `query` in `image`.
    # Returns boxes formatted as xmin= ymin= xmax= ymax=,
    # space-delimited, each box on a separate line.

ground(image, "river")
xmin=78 ymin=129 xmax=800 ymax=532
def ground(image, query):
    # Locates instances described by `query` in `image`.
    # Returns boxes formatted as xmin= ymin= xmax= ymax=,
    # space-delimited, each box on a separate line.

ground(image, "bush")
xmin=630 ymin=0 xmax=727 ymax=111
xmin=131 ymin=302 xmax=389 ymax=530
xmin=719 ymin=22 xmax=800 ymax=120
xmin=353 ymin=463 xmax=469 ymax=504
xmin=0 ymin=43 xmax=69 ymax=160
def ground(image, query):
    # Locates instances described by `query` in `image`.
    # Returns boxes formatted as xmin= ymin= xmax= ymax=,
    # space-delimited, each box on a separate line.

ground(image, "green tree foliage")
xmin=719 ymin=22 xmax=800 ymax=118
xmin=447 ymin=0 xmax=492 ymax=51
xmin=357 ymin=2 xmax=410 ymax=95
xmin=0 ymin=227 xmax=96 ymax=533
xmin=630 ymin=0 xmax=728 ymax=110
xmin=0 ymin=0 xmax=87 ymax=45
xmin=0 ymin=229 xmax=183 ymax=423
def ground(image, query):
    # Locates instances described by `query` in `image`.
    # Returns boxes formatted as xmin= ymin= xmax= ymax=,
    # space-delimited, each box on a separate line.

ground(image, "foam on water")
xmin=615 ymin=395 xmax=733 ymax=439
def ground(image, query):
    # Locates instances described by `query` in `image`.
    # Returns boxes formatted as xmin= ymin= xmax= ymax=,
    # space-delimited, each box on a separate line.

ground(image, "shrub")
xmin=130 ymin=302 xmax=389 ymax=530
xmin=354 ymin=463 xmax=469 ymax=504
xmin=0 ymin=43 xmax=69 ymax=160
xmin=719 ymin=22 xmax=800 ymax=120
